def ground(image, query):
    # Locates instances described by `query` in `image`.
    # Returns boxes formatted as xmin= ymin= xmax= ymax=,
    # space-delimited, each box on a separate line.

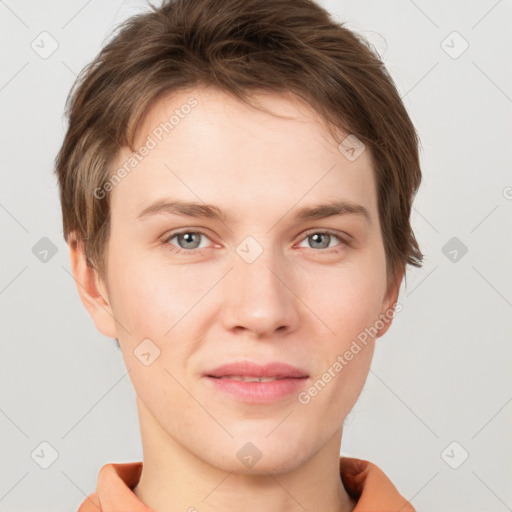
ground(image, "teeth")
xmin=218 ymin=375 xmax=281 ymax=382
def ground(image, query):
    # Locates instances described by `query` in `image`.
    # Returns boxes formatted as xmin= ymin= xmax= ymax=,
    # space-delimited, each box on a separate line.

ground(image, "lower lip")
xmin=205 ymin=376 xmax=308 ymax=403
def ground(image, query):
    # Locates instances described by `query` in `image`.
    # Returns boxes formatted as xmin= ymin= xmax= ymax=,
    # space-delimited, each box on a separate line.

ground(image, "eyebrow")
xmin=136 ymin=199 xmax=371 ymax=225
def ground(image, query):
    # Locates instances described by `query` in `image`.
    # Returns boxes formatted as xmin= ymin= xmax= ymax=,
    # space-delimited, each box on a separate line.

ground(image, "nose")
xmin=219 ymin=243 xmax=300 ymax=338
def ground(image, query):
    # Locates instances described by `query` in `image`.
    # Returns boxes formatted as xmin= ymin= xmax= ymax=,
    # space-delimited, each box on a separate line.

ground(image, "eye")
xmin=162 ymin=229 xmax=349 ymax=256
xmin=163 ymin=230 xmax=212 ymax=254
xmin=296 ymin=230 xmax=347 ymax=252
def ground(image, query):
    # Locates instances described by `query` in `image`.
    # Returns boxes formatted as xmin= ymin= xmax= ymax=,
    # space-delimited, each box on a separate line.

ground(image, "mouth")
xmin=204 ymin=360 xmax=309 ymax=379
xmin=203 ymin=361 xmax=309 ymax=403
xmin=211 ymin=375 xmax=295 ymax=382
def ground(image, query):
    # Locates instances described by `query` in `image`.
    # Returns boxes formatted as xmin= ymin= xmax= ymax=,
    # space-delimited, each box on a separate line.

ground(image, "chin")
xmin=202 ymin=436 xmax=314 ymax=476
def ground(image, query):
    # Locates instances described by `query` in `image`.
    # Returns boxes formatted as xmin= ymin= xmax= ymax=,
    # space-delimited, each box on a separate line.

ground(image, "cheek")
xmin=300 ymin=257 xmax=386 ymax=340
xmin=297 ymin=258 xmax=385 ymax=403
xmin=107 ymin=251 xmax=201 ymax=339
xmin=107 ymin=256 xmax=211 ymax=395
xmin=299 ymin=275 xmax=379 ymax=422
xmin=109 ymin=262 xmax=196 ymax=412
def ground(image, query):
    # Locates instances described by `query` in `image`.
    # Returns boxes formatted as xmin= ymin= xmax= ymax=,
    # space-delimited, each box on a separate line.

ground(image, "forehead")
xmin=109 ymin=86 xmax=378 ymax=224
xmin=136 ymin=86 xmax=338 ymax=146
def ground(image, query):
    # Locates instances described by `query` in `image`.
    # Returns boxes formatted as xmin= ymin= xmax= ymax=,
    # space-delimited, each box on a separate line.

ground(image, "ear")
xmin=375 ymin=267 xmax=404 ymax=339
xmin=68 ymin=233 xmax=118 ymax=339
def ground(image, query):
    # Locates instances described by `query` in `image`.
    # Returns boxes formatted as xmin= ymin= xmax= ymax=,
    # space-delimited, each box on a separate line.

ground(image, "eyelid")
xmin=299 ymin=227 xmax=350 ymax=240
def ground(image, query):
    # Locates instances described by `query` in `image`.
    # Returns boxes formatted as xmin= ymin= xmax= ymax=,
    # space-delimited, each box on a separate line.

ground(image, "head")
xmin=55 ymin=0 xmax=423 ymax=473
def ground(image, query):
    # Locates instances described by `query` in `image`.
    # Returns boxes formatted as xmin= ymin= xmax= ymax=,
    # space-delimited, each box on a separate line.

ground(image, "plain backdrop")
xmin=1 ymin=1 xmax=511 ymax=511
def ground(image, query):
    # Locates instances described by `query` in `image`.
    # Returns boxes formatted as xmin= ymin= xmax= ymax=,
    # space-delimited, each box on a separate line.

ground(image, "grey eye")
xmin=174 ymin=232 xmax=203 ymax=249
xmin=307 ymin=233 xmax=333 ymax=249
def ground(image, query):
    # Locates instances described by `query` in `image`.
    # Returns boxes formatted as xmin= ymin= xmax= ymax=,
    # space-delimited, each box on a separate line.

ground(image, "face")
xmin=80 ymin=87 xmax=400 ymax=474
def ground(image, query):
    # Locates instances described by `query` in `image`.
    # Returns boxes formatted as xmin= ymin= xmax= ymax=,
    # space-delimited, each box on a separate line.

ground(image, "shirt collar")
xmin=78 ymin=457 xmax=414 ymax=511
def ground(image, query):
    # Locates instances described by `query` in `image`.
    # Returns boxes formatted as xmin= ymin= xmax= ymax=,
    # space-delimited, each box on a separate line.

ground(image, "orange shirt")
xmin=78 ymin=457 xmax=414 ymax=511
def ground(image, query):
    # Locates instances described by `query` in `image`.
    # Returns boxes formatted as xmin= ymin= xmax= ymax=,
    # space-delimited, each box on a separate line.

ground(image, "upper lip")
xmin=205 ymin=361 xmax=309 ymax=379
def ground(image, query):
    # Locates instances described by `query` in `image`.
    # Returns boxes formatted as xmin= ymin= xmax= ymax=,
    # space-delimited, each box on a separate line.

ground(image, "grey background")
xmin=1 ymin=1 xmax=511 ymax=510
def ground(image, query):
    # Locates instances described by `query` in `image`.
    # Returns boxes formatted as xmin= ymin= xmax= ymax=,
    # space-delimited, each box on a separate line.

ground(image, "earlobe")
xmin=68 ymin=233 xmax=118 ymax=339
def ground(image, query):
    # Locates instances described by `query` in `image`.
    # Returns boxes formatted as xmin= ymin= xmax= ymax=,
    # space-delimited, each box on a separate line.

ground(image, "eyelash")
xmin=161 ymin=229 xmax=349 ymax=256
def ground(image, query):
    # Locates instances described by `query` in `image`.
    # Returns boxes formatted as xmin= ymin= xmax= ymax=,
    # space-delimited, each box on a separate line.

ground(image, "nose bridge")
xmin=220 ymin=235 xmax=299 ymax=336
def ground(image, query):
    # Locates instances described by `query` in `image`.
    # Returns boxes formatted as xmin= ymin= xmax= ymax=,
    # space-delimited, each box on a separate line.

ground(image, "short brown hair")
xmin=54 ymin=0 xmax=423 ymax=288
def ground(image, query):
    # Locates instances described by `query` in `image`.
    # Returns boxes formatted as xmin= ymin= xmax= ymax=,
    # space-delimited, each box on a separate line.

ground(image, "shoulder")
xmin=339 ymin=456 xmax=415 ymax=512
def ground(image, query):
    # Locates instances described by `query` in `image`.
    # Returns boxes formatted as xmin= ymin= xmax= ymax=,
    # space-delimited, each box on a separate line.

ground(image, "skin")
xmin=70 ymin=86 xmax=403 ymax=512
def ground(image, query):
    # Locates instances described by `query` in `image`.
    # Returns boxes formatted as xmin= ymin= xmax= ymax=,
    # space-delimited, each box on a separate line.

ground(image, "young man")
xmin=54 ymin=0 xmax=423 ymax=510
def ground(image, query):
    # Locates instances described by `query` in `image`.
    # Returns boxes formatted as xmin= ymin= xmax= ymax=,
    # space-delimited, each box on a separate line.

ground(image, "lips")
xmin=204 ymin=361 xmax=309 ymax=403
xmin=217 ymin=376 xmax=283 ymax=382
xmin=205 ymin=361 xmax=309 ymax=380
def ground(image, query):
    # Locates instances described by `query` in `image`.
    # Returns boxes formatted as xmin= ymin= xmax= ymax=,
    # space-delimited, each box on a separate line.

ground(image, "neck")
xmin=132 ymin=398 xmax=355 ymax=512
